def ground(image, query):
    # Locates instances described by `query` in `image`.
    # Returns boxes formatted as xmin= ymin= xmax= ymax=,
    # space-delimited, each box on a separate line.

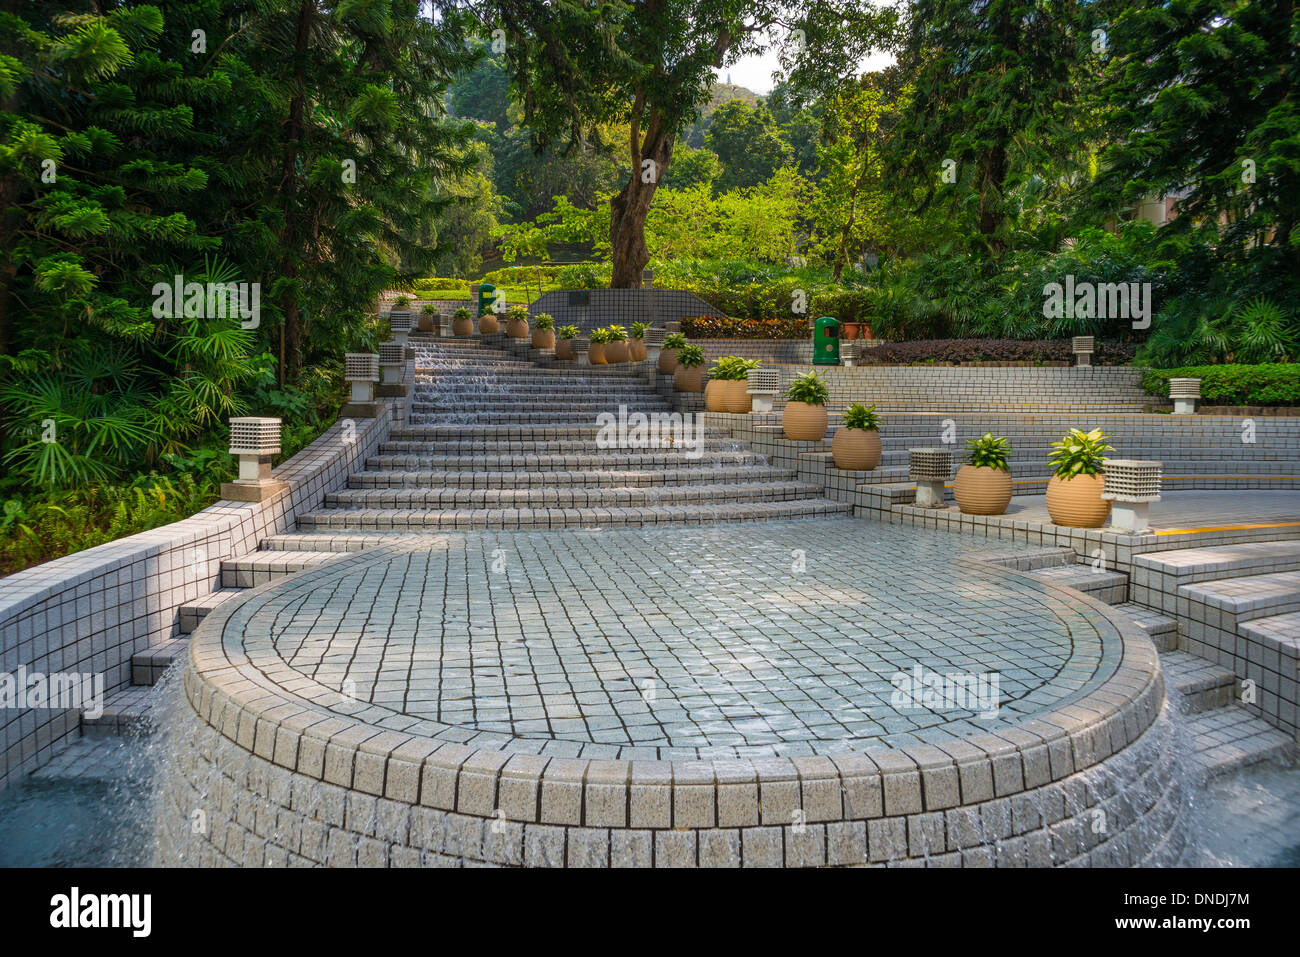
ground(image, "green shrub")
xmin=452 ymin=306 xmax=472 ymax=321
xmin=663 ymin=332 xmax=688 ymax=349
xmin=631 ymin=321 xmax=651 ymax=339
xmin=557 ymin=324 xmax=579 ymax=339
xmin=841 ymin=403 xmax=879 ymax=431
xmin=965 ymin=433 xmax=1013 ymax=471
xmin=676 ymin=344 xmax=706 ymax=368
xmin=532 ymin=313 xmax=555 ymax=330
xmin=506 ymin=304 xmax=529 ymax=322
xmin=785 ymin=370 xmax=829 ymax=405
xmin=1048 ymin=428 xmax=1113 ymax=479
xmin=1141 ymin=363 xmax=1300 ymax=406
xmin=588 ymin=327 xmax=611 ymax=344
xmin=606 ymin=324 xmax=628 ymax=342
xmin=680 ymin=316 xmax=809 ymax=339
xmin=707 ymin=356 xmax=760 ymax=381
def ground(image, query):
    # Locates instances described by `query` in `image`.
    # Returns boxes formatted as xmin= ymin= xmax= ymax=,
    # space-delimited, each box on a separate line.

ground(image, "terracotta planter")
xmin=531 ymin=329 xmax=555 ymax=350
xmin=723 ymin=379 xmax=752 ymax=414
xmin=674 ymin=365 xmax=704 ymax=392
xmin=831 ymin=428 xmax=881 ymax=470
xmin=704 ymin=379 xmax=729 ymax=412
xmin=555 ymin=339 xmax=574 ymax=360
xmin=783 ymin=401 xmax=828 ymax=441
xmin=588 ymin=342 xmax=607 ymax=365
xmin=1045 ymin=473 xmax=1111 ymax=528
xmin=954 ymin=465 xmax=1012 ymax=515
xmin=506 ymin=318 xmax=529 ymax=339
xmin=478 ymin=313 xmax=499 ymax=335
xmin=418 ymin=313 xmax=438 ymax=333
xmin=604 ymin=340 xmax=629 ymax=363
xmin=842 ymin=323 xmax=861 ymax=340
xmin=658 ymin=348 xmax=680 ymax=375
xmin=629 ymin=339 xmax=647 ymax=362
xmin=452 ymin=317 xmax=473 ymax=336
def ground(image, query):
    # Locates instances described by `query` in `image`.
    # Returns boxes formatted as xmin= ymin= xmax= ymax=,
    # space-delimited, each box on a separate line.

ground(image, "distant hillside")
xmin=681 ymin=81 xmax=763 ymax=147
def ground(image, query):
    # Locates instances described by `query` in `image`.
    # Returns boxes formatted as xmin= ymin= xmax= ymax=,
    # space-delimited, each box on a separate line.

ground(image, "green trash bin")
xmin=477 ymin=282 xmax=498 ymax=316
xmin=813 ymin=316 xmax=840 ymax=365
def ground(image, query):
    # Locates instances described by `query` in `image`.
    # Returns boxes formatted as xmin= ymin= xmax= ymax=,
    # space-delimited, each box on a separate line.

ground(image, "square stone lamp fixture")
xmin=1102 ymin=459 xmax=1162 ymax=533
xmin=1169 ymin=377 xmax=1201 ymax=415
xmin=377 ymin=342 xmax=406 ymax=398
xmin=388 ymin=310 xmax=414 ymax=359
xmin=220 ymin=417 xmax=289 ymax=502
xmin=343 ymin=352 xmax=381 ymax=417
xmin=1072 ymin=336 xmax=1095 ymax=367
xmin=908 ymin=447 xmax=953 ymax=507
xmin=745 ymin=368 xmax=782 ymax=413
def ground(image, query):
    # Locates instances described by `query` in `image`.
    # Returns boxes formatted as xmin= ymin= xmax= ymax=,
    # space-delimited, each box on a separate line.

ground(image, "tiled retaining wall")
xmin=158 ymin=549 xmax=1184 ymax=867
xmin=0 ymin=399 xmax=402 ymax=792
xmin=530 ymin=289 xmax=723 ymax=335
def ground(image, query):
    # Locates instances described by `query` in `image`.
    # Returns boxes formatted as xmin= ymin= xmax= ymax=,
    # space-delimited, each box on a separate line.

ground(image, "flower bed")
xmin=679 ymin=316 xmax=809 ymax=339
xmin=855 ymin=338 xmax=1136 ymax=366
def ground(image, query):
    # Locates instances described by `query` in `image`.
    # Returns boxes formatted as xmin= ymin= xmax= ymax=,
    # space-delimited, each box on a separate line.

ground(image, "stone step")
xmin=388 ymin=424 xmax=728 ymax=441
xmin=411 ymin=385 xmax=663 ymax=397
xmin=1160 ymin=650 xmax=1240 ymax=712
xmin=377 ymin=438 xmax=746 ymax=455
xmin=1112 ymin=602 xmax=1180 ymax=651
xmin=82 ymin=686 xmax=156 ymax=738
xmin=131 ymin=637 xmax=189 ymax=686
xmin=1238 ymin=611 xmax=1300 ymax=670
xmin=325 ymin=481 xmax=825 ymax=510
xmin=367 ymin=450 xmax=768 ymax=470
xmin=349 ymin=465 xmax=798 ymax=489
xmin=973 ymin=546 xmax=1078 ymax=572
xmin=1180 ymin=570 xmax=1300 ymax=631
xmin=296 ymin=498 xmax=854 ymax=530
xmin=1134 ymin=541 xmax=1300 ymax=596
xmin=219 ymin=550 xmax=341 ymax=588
xmin=1180 ymin=706 xmax=1295 ymax=780
xmin=178 ymin=587 xmax=246 ymax=634
xmin=405 ymin=412 xmax=675 ymax=426
xmin=407 ymin=401 xmax=672 ymax=414
xmin=260 ymin=532 xmax=420 ymax=552
xmin=1024 ymin=563 xmax=1128 ymax=604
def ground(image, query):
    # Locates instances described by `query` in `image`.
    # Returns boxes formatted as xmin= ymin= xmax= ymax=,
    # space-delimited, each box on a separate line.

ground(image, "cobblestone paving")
xmin=240 ymin=518 xmax=1124 ymax=760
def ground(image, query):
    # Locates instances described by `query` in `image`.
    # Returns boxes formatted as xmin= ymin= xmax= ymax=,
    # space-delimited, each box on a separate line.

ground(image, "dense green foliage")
xmin=1141 ymin=365 xmax=1300 ymax=408
xmin=964 ymin=433 xmax=1012 ymax=471
xmin=707 ymin=356 xmax=760 ymax=381
xmin=841 ymin=402 xmax=879 ymax=431
xmin=785 ymin=370 xmax=829 ymax=405
xmin=1048 ymin=428 xmax=1114 ymax=479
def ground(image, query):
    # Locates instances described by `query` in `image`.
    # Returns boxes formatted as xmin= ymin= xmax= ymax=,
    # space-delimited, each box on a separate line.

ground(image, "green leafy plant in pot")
xmin=477 ymin=302 xmax=500 ymax=334
xmin=530 ymin=312 xmax=556 ymax=350
xmin=419 ymin=301 xmax=440 ymax=333
xmin=659 ymin=331 xmax=688 ymax=374
xmin=587 ymin=326 xmax=610 ymax=364
xmin=783 ymin=370 xmax=830 ymax=440
xmin=555 ymin=323 xmax=579 ymax=360
xmin=604 ymin=323 xmax=630 ymax=362
xmin=505 ymin=303 xmax=530 ymax=339
xmin=954 ymin=433 xmax=1013 ymax=515
xmin=674 ymin=344 xmax=706 ymax=392
xmin=1045 ymin=428 xmax=1113 ymax=527
xmin=629 ymin=322 xmax=651 ymax=361
xmin=452 ymin=306 xmax=474 ymax=337
xmin=831 ymin=403 xmax=881 ymax=470
xmin=706 ymin=356 xmax=761 ymax=413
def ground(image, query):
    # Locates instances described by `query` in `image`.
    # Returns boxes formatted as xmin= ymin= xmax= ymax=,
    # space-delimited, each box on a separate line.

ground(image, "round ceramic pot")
xmin=783 ymin=401 xmax=828 ymax=441
xmin=604 ymin=340 xmax=629 ymax=363
xmin=723 ymin=379 xmax=752 ymax=414
xmin=531 ymin=329 xmax=555 ymax=350
xmin=831 ymin=428 xmax=881 ymax=470
xmin=674 ymin=365 xmax=703 ymax=392
xmin=658 ymin=348 xmax=680 ymax=375
xmin=478 ymin=313 xmax=499 ymax=335
xmin=953 ymin=464 xmax=1012 ymax=515
xmin=1045 ymin=473 xmax=1110 ymax=528
xmin=506 ymin=318 xmax=529 ymax=339
xmin=629 ymin=339 xmax=647 ymax=362
xmin=418 ymin=313 xmax=438 ymax=333
xmin=842 ymin=323 xmax=861 ymax=340
xmin=704 ymin=379 xmax=729 ymax=412
xmin=452 ymin=317 xmax=473 ymax=336
xmin=588 ymin=343 xmax=607 ymax=365
xmin=555 ymin=339 xmax=574 ymax=360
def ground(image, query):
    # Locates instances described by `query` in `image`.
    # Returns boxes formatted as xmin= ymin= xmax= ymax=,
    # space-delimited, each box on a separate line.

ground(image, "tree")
xmin=887 ymin=0 xmax=1087 ymax=258
xmin=475 ymin=0 xmax=890 ymax=286
xmin=706 ymin=100 xmax=794 ymax=191
xmin=1096 ymin=0 xmax=1300 ymax=274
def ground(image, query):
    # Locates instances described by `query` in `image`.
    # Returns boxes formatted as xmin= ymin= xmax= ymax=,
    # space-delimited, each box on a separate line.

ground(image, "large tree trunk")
xmin=609 ymin=102 xmax=673 ymax=288
xmin=276 ymin=0 xmax=314 ymax=383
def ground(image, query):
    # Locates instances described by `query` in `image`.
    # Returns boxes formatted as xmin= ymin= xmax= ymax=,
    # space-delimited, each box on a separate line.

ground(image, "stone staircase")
xmin=90 ymin=333 xmax=848 ymax=730
xmin=975 ymin=544 xmax=1297 ymax=781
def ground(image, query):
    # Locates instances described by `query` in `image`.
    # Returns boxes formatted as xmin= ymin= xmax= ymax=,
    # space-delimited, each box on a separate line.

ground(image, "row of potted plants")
xmin=587 ymin=323 xmax=652 ymax=364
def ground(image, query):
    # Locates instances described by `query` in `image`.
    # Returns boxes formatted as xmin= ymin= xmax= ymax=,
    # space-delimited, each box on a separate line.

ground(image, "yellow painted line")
xmin=1154 ymin=522 xmax=1300 ymax=536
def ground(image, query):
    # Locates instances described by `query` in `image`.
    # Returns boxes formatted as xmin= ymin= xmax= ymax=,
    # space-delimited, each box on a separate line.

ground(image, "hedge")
xmin=680 ymin=316 xmax=809 ymax=339
xmin=1141 ymin=363 xmax=1300 ymax=406
xmin=856 ymin=338 xmax=1137 ymax=366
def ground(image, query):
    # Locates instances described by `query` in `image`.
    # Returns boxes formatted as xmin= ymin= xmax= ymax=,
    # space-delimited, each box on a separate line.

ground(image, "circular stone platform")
xmin=160 ymin=519 xmax=1184 ymax=867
